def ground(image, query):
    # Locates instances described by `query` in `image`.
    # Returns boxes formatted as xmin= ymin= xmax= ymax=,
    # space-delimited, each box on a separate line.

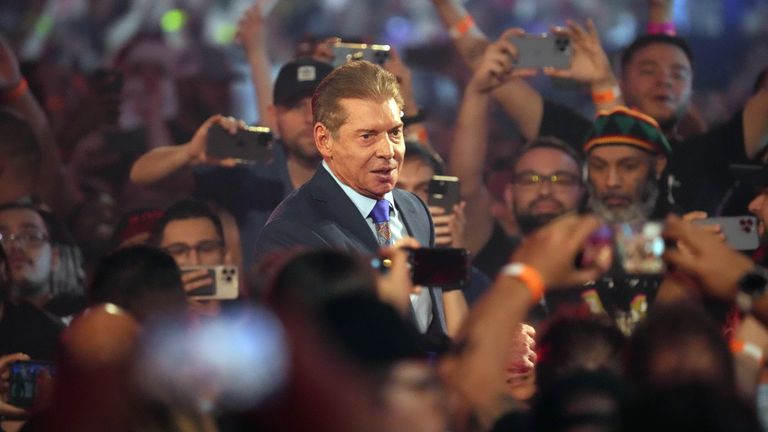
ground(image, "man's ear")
xmin=315 ymin=123 xmax=332 ymax=159
xmin=654 ymin=155 xmax=668 ymax=179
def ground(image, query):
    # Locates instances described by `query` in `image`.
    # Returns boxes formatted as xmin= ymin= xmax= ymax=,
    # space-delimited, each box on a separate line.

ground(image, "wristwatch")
xmin=736 ymin=265 xmax=768 ymax=313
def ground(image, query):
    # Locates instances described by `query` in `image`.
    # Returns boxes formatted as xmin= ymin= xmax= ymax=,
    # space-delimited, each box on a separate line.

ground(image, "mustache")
xmin=527 ymin=197 xmax=565 ymax=213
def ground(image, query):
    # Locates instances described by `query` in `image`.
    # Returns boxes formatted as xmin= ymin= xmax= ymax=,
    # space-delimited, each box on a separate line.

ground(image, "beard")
xmin=514 ymin=197 xmax=567 ymax=236
xmin=588 ymin=174 xmax=659 ymax=224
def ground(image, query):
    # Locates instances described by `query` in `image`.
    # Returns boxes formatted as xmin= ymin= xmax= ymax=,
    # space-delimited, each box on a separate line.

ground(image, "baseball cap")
xmin=583 ymin=106 xmax=672 ymax=157
xmin=273 ymin=58 xmax=334 ymax=107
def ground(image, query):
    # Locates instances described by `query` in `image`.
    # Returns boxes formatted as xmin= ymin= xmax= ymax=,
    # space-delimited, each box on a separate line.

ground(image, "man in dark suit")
xmin=256 ymin=60 xmax=451 ymax=335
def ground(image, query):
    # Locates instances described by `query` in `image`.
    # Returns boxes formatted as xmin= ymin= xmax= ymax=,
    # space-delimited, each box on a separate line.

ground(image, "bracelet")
xmin=402 ymin=109 xmax=427 ymax=126
xmin=647 ymin=22 xmax=677 ymax=36
xmin=730 ymin=339 xmax=764 ymax=366
xmin=0 ymin=78 xmax=29 ymax=103
xmin=501 ymin=263 xmax=545 ymax=303
xmin=449 ymin=14 xmax=475 ymax=39
xmin=592 ymin=85 xmax=621 ymax=106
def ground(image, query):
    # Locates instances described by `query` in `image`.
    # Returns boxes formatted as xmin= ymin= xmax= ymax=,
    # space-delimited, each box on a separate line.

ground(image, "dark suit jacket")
xmin=255 ymin=167 xmax=446 ymax=330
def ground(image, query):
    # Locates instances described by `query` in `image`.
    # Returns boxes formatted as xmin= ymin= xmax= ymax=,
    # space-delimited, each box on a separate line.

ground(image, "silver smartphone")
xmin=180 ymin=265 xmax=239 ymax=300
xmin=693 ymin=216 xmax=760 ymax=250
xmin=510 ymin=34 xmax=572 ymax=69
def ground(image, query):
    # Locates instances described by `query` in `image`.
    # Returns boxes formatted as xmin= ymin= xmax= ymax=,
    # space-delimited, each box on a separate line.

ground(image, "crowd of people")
xmin=0 ymin=0 xmax=767 ymax=431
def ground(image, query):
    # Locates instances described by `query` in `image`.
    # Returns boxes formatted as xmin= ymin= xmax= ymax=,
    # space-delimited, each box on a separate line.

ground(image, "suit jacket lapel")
xmin=308 ymin=168 xmax=380 ymax=253
xmin=393 ymin=189 xmax=432 ymax=247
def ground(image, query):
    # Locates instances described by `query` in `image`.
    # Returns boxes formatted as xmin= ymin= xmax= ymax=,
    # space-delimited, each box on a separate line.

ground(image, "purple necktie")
xmin=369 ymin=199 xmax=392 ymax=246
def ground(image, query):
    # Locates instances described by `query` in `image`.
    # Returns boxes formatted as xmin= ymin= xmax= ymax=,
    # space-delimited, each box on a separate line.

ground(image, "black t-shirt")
xmin=538 ymin=100 xmax=749 ymax=215
xmin=0 ymin=302 xmax=64 ymax=361
xmin=473 ymin=222 xmax=521 ymax=280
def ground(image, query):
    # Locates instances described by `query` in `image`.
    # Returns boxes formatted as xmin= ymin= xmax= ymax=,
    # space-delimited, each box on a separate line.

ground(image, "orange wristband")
xmin=730 ymin=339 xmax=764 ymax=365
xmin=0 ymin=78 xmax=29 ymax=103
xmin=592 ymin=85 xmax=621 ymax=106
xmin=449 ymin=14 xmax=475 ymax=39
xmin=501 ymin=263 xmax=545 ymax=304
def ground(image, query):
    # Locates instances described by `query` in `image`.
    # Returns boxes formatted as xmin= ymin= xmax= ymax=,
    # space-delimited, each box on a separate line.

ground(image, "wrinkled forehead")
xmin=625 ymin=42 xmax=692 ymax=72
xmin=514 ymin=147 xmax=581 ymax=174
xmin=0 ymin=208 xmax=48 ymax=233
xmin=587 ymin=144 xmax=656 ymax=162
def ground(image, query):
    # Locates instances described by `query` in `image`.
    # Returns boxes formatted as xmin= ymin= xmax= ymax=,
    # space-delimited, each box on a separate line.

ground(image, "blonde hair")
xmin=312 ymin=61 xmax=404 ymax=136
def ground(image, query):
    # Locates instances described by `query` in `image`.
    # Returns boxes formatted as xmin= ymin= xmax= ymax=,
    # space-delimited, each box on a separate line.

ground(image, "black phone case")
xmin=206 ymin=125 xmax=273 ymax=163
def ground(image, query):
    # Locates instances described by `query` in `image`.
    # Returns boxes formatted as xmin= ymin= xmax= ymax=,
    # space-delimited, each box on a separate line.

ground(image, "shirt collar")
xmin=322 ymin=161 xmax=397 ymax=220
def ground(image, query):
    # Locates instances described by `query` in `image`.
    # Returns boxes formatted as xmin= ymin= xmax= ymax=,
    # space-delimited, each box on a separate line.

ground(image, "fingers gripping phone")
xmin=206 ymin=125 xmax=273 ymax=164
xmin=510 ymin=34 xmax=572 ymax=69
xmin=180 ymin=265 xmax=239 ymax=300
xmin=8 ymin=361 xmax=56 ymax=408
xmin=693 ymin=216 xmax=760 ymax=250
xmin=428 ymin=175 xmax=461 ymax=213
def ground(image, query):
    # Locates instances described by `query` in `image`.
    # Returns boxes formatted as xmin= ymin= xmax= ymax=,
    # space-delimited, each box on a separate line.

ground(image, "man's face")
xmin=586 ymin=146 xmax=662 ymax=223
xmin=510 ymin=147 xmax=584 ymax=235
xmin=622 ymin=42 xmax=693 ymax=129
xmin=748 ymin=188 xmax=768 ymax=237
xmin=159 ymin=217 xmax=226 ymax=266
xmin=317 ymin=98 xmax=405 ymax=199
xmin=0 ymin=208 xmax=56 ymax=286
xmin=397 ymin=158 xmax=434 ymax=203
xmin=273 ymin=97 xmax=320 ymax=162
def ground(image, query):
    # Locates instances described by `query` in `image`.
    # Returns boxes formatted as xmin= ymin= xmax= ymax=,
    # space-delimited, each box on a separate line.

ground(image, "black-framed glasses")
xmin=0 ymin=232 xmax=49 ymax=249
xmin=513 ymin=172 xmax=581 ymax=188
xmin=162 ymin=240 xmax=224 ymax=259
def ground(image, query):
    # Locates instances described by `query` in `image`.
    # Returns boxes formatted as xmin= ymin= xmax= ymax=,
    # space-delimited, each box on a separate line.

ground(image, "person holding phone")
xmin=152 ymin=199 xmax=234 ymax=319
xmin=255 ymin=61 xmax=458 ymax=337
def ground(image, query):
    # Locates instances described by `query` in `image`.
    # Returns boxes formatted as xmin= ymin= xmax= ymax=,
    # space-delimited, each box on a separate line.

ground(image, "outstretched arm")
xmin=130 ymin=115 xmax=242 ymax=185
xmin=449 ymin=30 xmax=536 ymax=255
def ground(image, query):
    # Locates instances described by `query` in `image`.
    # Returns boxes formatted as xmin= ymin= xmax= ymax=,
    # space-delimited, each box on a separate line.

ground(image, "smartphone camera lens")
xmin=556 ymin=37 xmax=570 ymax=52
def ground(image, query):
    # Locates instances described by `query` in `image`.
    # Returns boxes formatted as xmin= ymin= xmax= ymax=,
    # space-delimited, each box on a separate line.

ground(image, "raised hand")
xmin=0 ymin=36 xmax=21 ymax=90
xmin=543 ymin=19 xmax=615 ymax=87
xmin=468 ymin=28 xmax=537 ymax=94
xmin=512 ymin=214 xmax=604 ymax=288
xmin=184 ymin=114 xmax=244 ymax=167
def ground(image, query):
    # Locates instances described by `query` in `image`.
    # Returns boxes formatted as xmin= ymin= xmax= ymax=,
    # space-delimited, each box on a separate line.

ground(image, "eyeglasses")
xmin=0 ymin=232 xmax=49 ymax=249
xmin=513 ymin=172 xmax=581 ymax=188
xmin=162 ymin=240 xmax=224 ymax=259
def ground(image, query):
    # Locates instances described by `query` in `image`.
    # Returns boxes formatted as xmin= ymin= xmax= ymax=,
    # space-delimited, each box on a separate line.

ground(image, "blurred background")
xmin=1 ymin=0 xmax=766 ymax=151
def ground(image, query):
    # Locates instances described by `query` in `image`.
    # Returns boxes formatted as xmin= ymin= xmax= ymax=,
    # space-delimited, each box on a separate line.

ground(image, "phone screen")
xmin=409 ymin=248 xmax=469 ymax=287
xmin=8 ymin=361 xmax=56 ymax=408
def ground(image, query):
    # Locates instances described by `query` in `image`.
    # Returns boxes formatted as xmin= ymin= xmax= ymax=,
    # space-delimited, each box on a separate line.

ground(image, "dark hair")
xmin=317 ymin=293 xmax=426 ymax=380
xmin=0 ymin=109 xmax=41 ymax=174
xmin=404 ymin=140 xmax=445 ymax=175
xmin=267 ymin=248 xmax=378 ymax=309
xmin=533 ymin=370 xmax=629 ymax=432
xmin=626 ymin=302 xmax=734 ymax=391
xmin=152 ymin=199 xmax=224 ymax=246
xmin=620 ymin=34 xmax=694 ymax=72
xmin=535 ymin=307 xmax=627 ymax=389
xmin=0 ymin=202 xmax=52 ymax=236
xmin=89 ymin=245 xmax=186 ymax=322
xmin=511 ymin=136 xmax=583 ymax=174
xmin=621 ymin=383 xmax=762 ymax=432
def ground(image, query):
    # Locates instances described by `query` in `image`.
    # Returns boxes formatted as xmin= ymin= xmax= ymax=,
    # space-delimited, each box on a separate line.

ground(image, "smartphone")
xmin=409 ymin=247 xmax=469 ymax=287
xmin=428 ymin=175 xmax=461 ymax=213
xmin=693 ymin=216 xmax=760 ymax=250
xmin=8 ymin=361 xmax=56 ymax=408
xmin=206 ymin=124 xmax=273 ymax=164
xmin=614 ymin=221 xmax=666 ymax=275
xmin=180 ymin=265 xmax=239 ymax=300
xmin=332 ymin=42 xmax=391 ymax=68
xmin=510 ymin=34 xmax=571 ymax=69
